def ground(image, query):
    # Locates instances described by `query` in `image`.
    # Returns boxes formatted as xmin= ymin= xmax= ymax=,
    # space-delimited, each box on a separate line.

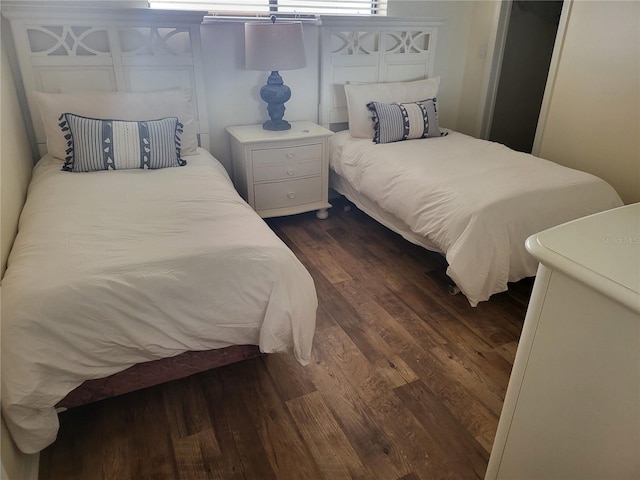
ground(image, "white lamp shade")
xmin=245 ymin=21 xmax=307 ymax=72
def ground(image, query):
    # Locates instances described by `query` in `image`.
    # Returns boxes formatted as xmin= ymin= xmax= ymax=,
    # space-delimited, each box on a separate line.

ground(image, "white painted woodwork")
xmin=319 ymin=17 xmax=441 ymax=129
xmin=486 ymin=203 xmax=640 ymax=480
xmin=1 ymin=5 xmax=211 ymax=155
xmin=533 ymin=0 xmax=640 ymax=204
xmin=226 ymin=121 xmax=333 ymax=219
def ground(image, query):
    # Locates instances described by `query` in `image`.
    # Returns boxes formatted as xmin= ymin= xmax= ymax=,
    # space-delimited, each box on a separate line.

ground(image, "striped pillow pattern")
xmin=366 ymin=99 xmax=446 ymax=144
xmin=60 ymin=113 xmax=185 ymax=172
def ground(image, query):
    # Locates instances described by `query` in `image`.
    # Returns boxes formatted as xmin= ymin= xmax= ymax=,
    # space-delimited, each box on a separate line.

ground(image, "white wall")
xmin=1 ymin=31 xmax=40 ymax=480
xmin=9 ymin=1 xmax=635 ymax=206
xmin=388 ymin=0 xmax=495 ymax=135
xmin=0 ymin=1 xmax=495 ymax=174
xmin=535 ymin=0 xmax=639 ymax=204
xmin=202 ymin=20 xmax=321 ymax=173
xmin=204 ymin=3 xmax=492 ymax=170
xmin=1 ymin=33 xmax=34 ymax=276
xmin=456 ymin=0 xmax=499 ymax=137
xmin=202 ymin=1 xmax=497 ymax=170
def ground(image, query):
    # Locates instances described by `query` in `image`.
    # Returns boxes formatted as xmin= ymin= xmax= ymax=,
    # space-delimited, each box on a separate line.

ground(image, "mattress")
xmin=1 ymin=149 xmax=317 ymax=453
xmin=329 ymin=130 xmax=624 ymax=306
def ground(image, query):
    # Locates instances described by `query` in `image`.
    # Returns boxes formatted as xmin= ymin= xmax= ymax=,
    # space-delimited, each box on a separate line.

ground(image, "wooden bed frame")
xmin=2 ymin=5 xmax=262 ymax=410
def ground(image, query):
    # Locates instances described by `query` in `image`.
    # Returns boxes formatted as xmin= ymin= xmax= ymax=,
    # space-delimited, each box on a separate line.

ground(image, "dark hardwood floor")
xmin=39 ymin=197 xmax=533 ymax=480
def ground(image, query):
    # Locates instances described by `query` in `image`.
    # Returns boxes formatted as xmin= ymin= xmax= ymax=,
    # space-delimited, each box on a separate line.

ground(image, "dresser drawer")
xmin=254 ymin=177 xmax=322 ymax=211
xmin=252 ymin=143 xmax=322 ymax=166
xmin=253 ymin=158 xmax=322 ymax=182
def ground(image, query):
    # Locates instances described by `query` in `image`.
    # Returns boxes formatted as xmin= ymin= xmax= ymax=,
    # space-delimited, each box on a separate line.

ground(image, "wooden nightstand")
xmin=226 ymin=121 xmax=333 ymax=219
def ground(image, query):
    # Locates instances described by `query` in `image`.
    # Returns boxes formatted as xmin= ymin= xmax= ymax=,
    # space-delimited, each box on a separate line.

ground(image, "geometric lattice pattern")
xmin=384 ymin=31 xmax=431 ymax=54
xmin=331 ymin=31 xmax=380 ymax=55
xmin=26 ymin=25 xmax=191 ymax=57
xmin=331 ymin=30 xmax=431 ymax=56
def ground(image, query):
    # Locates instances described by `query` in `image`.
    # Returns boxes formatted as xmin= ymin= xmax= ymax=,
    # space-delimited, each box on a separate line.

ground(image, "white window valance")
xmin=149 ymin=0 xmax=387 ymax=16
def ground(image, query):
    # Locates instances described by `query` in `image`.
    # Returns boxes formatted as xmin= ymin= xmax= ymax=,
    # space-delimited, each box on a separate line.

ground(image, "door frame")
xmin=479 ymin=0 xmax=572 ymax=146
xmin=477 ymin=0 xmax=512 ymax=139
xmin=531 ymin=0 xmax=573 ymax=156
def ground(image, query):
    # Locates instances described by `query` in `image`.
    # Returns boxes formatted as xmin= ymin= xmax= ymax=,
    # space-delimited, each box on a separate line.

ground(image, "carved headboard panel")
xmin=2 ymin=6 xmax=210 ymax=156
xmin=319 ymin=17 xmax=442 ymax=129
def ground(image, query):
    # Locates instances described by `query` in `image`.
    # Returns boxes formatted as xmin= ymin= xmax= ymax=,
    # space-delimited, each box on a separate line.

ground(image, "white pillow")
xmin=33 ymin=89 xmax=198 ymax=160
xmin=344 ymin=77 xmax=440 ymax=139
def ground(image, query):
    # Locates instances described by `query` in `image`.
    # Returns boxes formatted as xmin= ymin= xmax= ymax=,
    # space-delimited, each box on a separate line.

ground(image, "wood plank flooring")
xmin=39 ymin=197 xmax=533 ymax=480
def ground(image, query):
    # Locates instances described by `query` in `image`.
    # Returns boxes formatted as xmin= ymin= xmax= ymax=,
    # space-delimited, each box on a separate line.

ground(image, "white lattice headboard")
xmin=2 ymin=5 xmax=210 ymax=156
xmin=319 ymin=17 xmax=442 ymax=129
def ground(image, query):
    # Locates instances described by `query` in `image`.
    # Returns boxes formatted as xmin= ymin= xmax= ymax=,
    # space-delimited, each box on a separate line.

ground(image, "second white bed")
xmin=329 ymin=130 xmax=623 ymax=306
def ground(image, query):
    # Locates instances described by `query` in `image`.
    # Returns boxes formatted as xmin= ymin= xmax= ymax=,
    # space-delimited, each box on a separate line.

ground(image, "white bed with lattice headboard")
xmin=1 ymin=5 xmax=317 ymax=455
xmin=318 ymin=17 xmax=624 ymax=306
xmin=3 ymin=5 xmax=211 ymax=155
xmin=319 ymin=16 xmax=442 ymax=129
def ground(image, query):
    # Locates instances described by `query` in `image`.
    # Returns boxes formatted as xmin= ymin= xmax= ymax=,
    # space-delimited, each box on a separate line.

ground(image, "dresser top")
xmin=226 ymin=121 xmax=334 ymax=144
xmin=526 ymin=203 xmax=639 ymax=312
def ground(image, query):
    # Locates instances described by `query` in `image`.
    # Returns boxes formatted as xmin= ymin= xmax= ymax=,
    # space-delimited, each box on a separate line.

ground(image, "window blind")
xmin=148 ymin=0 xmax=387 ymax=16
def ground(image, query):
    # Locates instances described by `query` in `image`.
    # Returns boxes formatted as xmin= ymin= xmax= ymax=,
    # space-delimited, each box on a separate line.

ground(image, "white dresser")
xmin=486 ymin=203 xmax=640 ymax=480
xmin=226 ymin=121 xmax=333 ymax=219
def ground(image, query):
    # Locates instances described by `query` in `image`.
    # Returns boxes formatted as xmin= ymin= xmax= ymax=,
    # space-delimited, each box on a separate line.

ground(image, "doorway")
xmin=488 ymin=0 xmax=563 ymax=153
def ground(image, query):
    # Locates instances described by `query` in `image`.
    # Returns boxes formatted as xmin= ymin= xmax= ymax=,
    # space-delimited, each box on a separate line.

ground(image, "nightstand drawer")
xmin=252 ymin=144 xmax=322 ymax=166
xmin=253 ymin=158 xmax=322 ymax=182
xmin=254 ymin=177 xmax=322 ymax=211
xmin=226 ymin=121 xmax=333 ymax=219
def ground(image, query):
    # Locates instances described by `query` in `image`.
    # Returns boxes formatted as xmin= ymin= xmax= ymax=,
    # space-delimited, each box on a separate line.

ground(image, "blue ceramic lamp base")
xmin=260 ymin=70 xmax=292 ymax=131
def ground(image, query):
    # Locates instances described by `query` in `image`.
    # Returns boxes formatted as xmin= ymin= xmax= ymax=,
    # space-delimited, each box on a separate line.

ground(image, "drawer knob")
xmin=286 ymin=169 xmax=295 ymax=176
xmin=287 ymin=153 xmax=294 ymax=159
xmin=287 ymin=192 xmax=295 ymax=199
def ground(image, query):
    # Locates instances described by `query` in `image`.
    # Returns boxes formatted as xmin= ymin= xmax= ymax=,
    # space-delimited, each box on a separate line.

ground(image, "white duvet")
xmin=330 ymin=130 xmax=623 ymax=306
xmin=1 ymin=149 xmax=317 ymax=453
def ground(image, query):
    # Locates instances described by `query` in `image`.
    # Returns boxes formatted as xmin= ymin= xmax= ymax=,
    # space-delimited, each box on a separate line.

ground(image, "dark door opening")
xmin=489 ymin=0 xmax=563 ymax=153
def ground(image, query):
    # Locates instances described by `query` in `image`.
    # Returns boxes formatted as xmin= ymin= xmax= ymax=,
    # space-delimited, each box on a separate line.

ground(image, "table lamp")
xmin=245 ymin=17 xmax=307 ymax=131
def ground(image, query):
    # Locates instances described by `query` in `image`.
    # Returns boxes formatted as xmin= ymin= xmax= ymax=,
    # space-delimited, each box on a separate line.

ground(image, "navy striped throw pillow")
xmin=59 ymin=113 xmax=186 ymax=172
xmin=366 ymin=99 xmax=446 ymax=144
